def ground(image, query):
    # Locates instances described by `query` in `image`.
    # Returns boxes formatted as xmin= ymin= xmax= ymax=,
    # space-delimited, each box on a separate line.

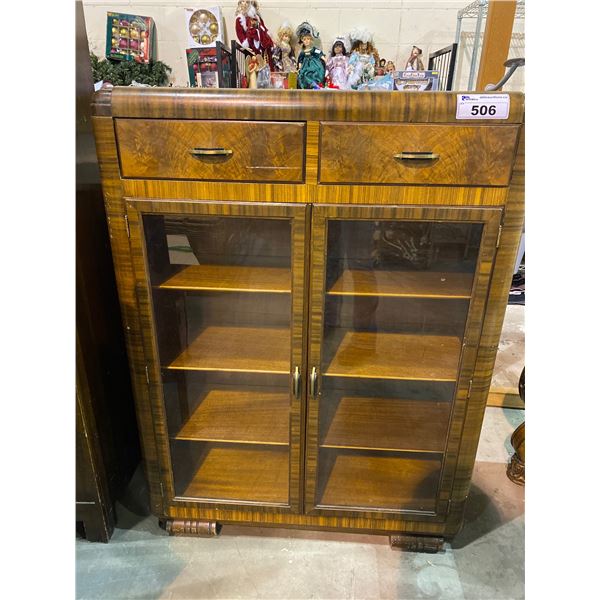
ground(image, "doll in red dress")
xmin=235 ymin=0 xmax=274 ymax=68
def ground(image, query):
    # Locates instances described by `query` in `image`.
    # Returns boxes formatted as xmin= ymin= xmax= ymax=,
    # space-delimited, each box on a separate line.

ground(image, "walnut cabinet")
xmin=92 ymin=88 xmax=524 ymax=551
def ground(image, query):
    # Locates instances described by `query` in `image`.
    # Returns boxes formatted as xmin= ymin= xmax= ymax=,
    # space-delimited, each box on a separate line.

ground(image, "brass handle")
xmin=292 ymin=366 xmax=300 ymax=399
xmin=190 ymin=147 xmax=234 ymax=157
xmin=394 ymin=151 xmax=440 ymax=161
xmin=309 ymin=367 xmax=318 ymax=397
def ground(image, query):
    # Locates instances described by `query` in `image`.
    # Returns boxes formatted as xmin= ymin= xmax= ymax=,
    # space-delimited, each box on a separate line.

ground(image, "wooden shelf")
xmin=158 ymin=264 xmax=291 ymax=293
xmin=324 ymin=330 xmax=461 ymax=382
xmin=321 ymin=397 xmax=450 ymax=453
xmin=180 ymin=445 xmax=289 ymax=505
xmin=328 ymin=269 xmax=473 ymax=299
xmin=317 ymin=451 xmax=441 ymax=512
xmin=175 ymin=388 xmax=290 ymax=446
xmin=167 ymin=326 xmax=290 ymax=374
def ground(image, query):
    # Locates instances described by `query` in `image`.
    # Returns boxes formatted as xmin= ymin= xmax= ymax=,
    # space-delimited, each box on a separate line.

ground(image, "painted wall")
xmin=82 ymin=0 xmax=524 ymax=91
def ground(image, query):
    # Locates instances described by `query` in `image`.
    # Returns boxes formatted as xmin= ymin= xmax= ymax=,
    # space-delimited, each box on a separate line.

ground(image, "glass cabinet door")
xmin=305 ymin=205 xmax=502 ymax=516
xmin=126 ymin=200 xmax=307 ymax=511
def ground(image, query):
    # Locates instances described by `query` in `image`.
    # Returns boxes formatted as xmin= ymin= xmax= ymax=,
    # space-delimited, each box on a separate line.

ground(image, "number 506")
xmin=471 ymin=105 xmax=497 ymax=116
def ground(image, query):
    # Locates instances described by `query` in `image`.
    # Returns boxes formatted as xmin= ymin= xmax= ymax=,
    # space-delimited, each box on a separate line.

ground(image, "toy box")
xmin=105 ymin=12 xmax=156 ymax=63
xmin=393 ymin=70 xmax=440 ymax=91
xmin=186 ymin=42 xmax=233 ymax=88
xmin=184 ymin=7 xmax=224 ymax=48
xmin=270 ymin=71 xmax=298 ymax=89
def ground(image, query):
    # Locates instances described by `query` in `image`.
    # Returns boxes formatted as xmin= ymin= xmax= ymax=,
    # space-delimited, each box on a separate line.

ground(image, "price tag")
xmin=456 ymin=93 xmax=510 ymax=120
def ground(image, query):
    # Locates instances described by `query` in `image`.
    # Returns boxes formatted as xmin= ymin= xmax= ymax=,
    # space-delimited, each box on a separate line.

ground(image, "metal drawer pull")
xmin=293 ymin=366 xmax=301 ymax=399
xmin=394 ymin=151 xmax=440 ymax=161
xmin=190 ymin=147 xmax=234 ymax=157
xmin=309 ymin=366 xmax=318 ymax=397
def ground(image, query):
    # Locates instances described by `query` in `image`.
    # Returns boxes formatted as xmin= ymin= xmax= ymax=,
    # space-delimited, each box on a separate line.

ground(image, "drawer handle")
xmin=190 ymin=147 xmax=234 ymax=157
xmin=394 ymin=151 xmax=440 ymax=161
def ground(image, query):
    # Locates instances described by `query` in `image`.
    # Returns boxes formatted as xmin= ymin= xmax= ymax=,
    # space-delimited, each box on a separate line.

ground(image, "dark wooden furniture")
xmin=92 ymin=88 xmax=524 ymax=551
xmin=76 ymin=0 xmax=139 ymax=542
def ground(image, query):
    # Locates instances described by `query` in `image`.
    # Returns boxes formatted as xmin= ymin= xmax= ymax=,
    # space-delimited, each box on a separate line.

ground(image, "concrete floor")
xmin=490 ymin=305 xmax=525 ymax=392
xmin=76 ymin=406 xmax=524 ymax=600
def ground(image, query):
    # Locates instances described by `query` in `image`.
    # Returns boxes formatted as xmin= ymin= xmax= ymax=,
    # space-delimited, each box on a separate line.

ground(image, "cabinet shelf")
xmin=323 ymin=330 xmax=461 ymax=382
xmin=179 ymin=445 xmax=289 ymax=505
xmin=328 ymin=269 xmax=473 ymax=299
xmin=166 ymin=326 xmax=290 ymax=374
xmin=175 ymin=388 xmax=290 ymax=446
xmin=157 ymin=264 xmax=291 ymax=294
xmin=321 ymin=397 xmax=451 ymax=453
xmin=317 ymin=450 xmax=441 ymax=512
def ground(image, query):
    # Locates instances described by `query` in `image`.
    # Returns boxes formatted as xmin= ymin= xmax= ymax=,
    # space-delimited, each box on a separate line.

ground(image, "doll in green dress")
xmin=295 ymin=22 xmax=326 ymax=89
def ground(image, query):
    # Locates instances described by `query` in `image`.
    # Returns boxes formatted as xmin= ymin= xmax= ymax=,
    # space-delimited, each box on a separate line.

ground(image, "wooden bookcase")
xmin=92 ymin=88 xmax=524 ymax=552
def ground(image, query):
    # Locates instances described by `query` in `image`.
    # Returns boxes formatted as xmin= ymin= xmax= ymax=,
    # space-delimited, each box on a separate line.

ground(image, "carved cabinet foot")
xmin=389 ymin=534 xmax=445 ymax=553
xmin=507 ymin=421 xmax=525 ymax=485
xmin=162 ymin=519 xmax=222 ymax=537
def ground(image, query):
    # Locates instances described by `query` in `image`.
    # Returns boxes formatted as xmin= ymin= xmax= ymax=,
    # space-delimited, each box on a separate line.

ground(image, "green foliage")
xmin=90 ymin=53 xmax=172 ymax=86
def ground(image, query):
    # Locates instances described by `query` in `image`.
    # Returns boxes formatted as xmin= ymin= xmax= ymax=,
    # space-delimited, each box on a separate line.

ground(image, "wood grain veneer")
xmin=167 ymin=326 xmax=290 ymax=374
xmin=158 ymin=264 xmax=291 ymax=293
xmin=317 ymin=451 xmax=442 ymax=512
xmin=328 ymin=269 xmax=473 ymax=299
xmin=179 ymin=445 xmax=289 ymax=505
xmin=319 ymin=123 xmax=519 ymax=186
xmin=324 ymin=330 xmax=462 ymax=382
xmin=321 ymin=397 xmax=451 ymax=453
xmin=175 ymin=388 xmax=290 ymax=446
xmin=116 ymin=119 xmax=305 ymax=183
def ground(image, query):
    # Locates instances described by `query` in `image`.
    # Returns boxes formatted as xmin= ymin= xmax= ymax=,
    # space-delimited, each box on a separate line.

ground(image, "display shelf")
xmin=317 ymin=450 xmax=441 ymax=511
xmin=328 ymin=269 xmax=473 ymax=299
xmin=323 ymin=330 xmax=461 ymax=382
xmin=321 ymin=397 xmax=451 ymax=453
xmin=179 ymin=444 xmax=289 ymax=505
xmin=167 ymin=326 xmax=290 ymax=374
xmin=175 ymin=388 xmax=290 ymax=445
xmin=158 ymin=264 xmax=291 ymax=294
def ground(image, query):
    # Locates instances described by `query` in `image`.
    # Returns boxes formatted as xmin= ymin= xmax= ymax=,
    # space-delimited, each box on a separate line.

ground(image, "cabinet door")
xmin=305 ymin=205 xmax=502 ymax=519
xmin=126 ymin=199 xmax=308 ymax=513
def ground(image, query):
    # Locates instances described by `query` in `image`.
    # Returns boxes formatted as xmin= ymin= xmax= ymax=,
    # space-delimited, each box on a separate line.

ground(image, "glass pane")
xmin=143 ymin=214 xmax=292 ymax=505
xmin=316 ymin=219 xmax=484 ymax=512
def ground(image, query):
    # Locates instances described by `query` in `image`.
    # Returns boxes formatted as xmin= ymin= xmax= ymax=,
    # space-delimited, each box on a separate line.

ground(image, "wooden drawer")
xmin=319 ymin=123 xmax=520 ymax=186
xmin=115 ymin=119 xmax=305 ymax=183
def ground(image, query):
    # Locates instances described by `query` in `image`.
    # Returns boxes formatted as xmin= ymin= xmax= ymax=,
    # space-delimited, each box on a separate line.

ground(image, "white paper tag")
xmin=456 ymin=93 xmax=510 ymax=119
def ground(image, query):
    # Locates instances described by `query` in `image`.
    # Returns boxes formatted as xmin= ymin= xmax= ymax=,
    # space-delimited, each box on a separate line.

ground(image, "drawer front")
xmin=319 ymin=123 xmax=519 ymax=186
xmin=116 ymin=119 xmax=305 ymax=183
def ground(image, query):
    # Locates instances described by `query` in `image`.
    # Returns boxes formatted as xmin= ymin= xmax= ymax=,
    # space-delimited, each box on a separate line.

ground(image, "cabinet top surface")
xmin=93 ymin=87 xmax=524 ymax=124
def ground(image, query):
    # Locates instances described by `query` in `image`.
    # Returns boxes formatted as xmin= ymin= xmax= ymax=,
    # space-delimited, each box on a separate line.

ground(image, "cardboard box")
xmin=186 ymin=42 xmax=233 ymax=88
xmin=185 ymin=7 xmax=224 ymax=48
xmin=106 ymin=12 xmax=156 ymax=63
xmin=393 ymin=70 xmax=440 ymax=91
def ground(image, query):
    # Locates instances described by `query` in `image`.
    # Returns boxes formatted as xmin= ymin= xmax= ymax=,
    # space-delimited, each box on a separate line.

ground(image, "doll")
xmin=296 ymin=22 xmax=326 ymax=89
xmin=326 ymin=37 xmax=350 ymax=89
xmin=385 ymin=60 xmax=396 ymax=75
xmin=405 ymin=45 xmax=424 ymax=71
xmin=272 ymin=22 xmax=296 ymax=72
xmin=235 ymin=0 xmax=274 ymax=68
xmin=375 ymin=57 xmax=386 ymax=76
xmin=347 ymin=28 xmax=377 ymax=89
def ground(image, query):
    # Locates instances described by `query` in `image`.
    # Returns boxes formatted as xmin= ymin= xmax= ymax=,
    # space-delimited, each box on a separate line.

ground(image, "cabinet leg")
xmin=162 ymin=519 xmax=222 ymax=537
xmin=389 ymin=534 xmax=445 ymax=553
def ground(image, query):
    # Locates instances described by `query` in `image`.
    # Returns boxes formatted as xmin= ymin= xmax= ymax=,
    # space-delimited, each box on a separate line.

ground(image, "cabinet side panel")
xmin=92 ymin=115 xmax=163 ymax=516
xmin=448 ymin=125 xmax=525 ymax=531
